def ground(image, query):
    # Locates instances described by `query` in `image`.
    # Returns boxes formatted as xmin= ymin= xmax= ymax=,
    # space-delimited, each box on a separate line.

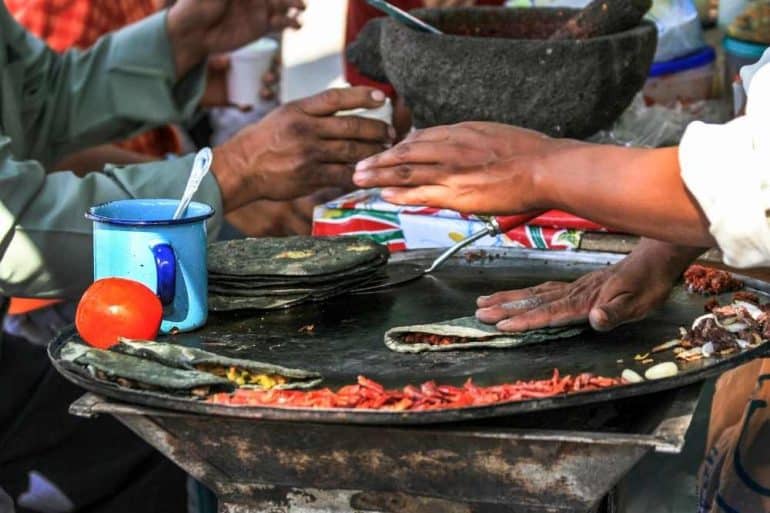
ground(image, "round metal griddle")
xmin=49 ymin=248 xmax=770 ymax=425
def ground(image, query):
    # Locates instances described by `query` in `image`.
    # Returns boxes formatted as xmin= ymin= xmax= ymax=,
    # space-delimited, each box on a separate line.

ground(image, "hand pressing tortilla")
xmin=384 ymin=316 xmax=583 ymax=353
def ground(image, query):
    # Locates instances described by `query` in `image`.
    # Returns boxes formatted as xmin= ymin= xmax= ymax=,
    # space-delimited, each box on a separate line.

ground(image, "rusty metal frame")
xmin=70 ymin=383 xmax=701 ymax=513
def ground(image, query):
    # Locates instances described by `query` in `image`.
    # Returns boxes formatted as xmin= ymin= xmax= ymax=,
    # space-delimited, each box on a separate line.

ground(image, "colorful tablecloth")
xmin=312 ymin=189 xmax=607 ymax=252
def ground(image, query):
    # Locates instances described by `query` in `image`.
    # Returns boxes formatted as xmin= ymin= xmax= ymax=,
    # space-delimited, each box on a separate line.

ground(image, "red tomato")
xmin=76 ymin=278 xmax=162 ymax=349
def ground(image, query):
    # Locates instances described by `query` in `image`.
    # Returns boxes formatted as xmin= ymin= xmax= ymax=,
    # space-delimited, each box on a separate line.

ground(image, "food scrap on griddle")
xmin=683 ymin=265 xmax=743 ymax=295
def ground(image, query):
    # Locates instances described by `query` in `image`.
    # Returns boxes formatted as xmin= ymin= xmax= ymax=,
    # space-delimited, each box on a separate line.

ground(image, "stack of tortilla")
xmin=208 ymin=236 xmax=389 ymax=311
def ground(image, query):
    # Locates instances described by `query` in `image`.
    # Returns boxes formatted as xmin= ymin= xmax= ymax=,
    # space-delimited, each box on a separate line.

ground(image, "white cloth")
xmin=679 ymin=48 xmax=770 ymax=268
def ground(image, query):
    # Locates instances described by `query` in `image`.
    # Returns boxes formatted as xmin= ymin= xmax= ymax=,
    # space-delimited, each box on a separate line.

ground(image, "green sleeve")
xmin=0 ymin=6 xmax=225 ymax=299
xmin=4 ymin=7 xmax=205 ymax=165
xmin=0 ymin=146 xmax=224 ymax=299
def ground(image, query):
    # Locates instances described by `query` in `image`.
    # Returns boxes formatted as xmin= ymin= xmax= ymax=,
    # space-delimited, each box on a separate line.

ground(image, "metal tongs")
xmin=425 ymin=213 xmax=543 ymax=273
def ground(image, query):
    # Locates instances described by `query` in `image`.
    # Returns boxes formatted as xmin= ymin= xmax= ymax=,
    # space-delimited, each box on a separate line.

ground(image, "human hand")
xmin=200 ymin=54 xmax=231 ymax=108
xmin=201 ymin=49 xmax=281 ymax=108
xmin=168 ymin=0 xmax=303 ymax=78
xmin=475 ymin=240 xmax=703 ymax=332
xmin=353 ymin=122 xmax=580 ymax=214
xmin=212 ymin=87 xmax=395 ymax=212
xmin=261 ymin=51 xmax=282 ymax=101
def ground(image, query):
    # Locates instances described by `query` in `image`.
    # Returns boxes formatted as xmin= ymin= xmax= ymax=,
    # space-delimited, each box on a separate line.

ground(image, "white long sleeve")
xmin=679 ymin=51 xmax=770 ymax=268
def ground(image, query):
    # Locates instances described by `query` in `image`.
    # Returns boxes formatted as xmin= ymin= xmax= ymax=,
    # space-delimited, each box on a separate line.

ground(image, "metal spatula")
xmin=423 ymin=213 xmax=544 ymax=273
xmin=352 ymin=212 xmax=543 ymax=293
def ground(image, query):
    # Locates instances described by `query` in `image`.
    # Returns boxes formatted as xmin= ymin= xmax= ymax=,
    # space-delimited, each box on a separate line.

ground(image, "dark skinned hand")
xmin=353 ymin=121 xmax=580 ymax=214
xmin=212 ymin=87 xmax=395 ymax=212
xmin=354 ymin=121 xmax=714 ymax=247
xmin=475 ymin=239 xmax=704 ymax=332
xmin=261 ymin=50 xmax=282 ymax=101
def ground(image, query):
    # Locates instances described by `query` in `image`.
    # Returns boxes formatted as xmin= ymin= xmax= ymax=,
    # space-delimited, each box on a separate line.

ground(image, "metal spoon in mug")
xmin=173 ymin=147 xmax=213 ymax=220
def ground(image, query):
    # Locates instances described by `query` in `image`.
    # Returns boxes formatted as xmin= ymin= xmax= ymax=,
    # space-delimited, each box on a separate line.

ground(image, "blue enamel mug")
xmin=86 ymin=199 xmax=214 ymax=334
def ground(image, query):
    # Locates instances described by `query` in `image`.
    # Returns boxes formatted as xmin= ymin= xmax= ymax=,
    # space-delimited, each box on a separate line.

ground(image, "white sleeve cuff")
xmin=680 ymin=118 xmax=770 ymax=268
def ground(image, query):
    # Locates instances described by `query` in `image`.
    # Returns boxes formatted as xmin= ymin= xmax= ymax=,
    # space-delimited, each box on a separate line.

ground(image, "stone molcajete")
xmin=347 ymin=7 xmax=657 ymax=139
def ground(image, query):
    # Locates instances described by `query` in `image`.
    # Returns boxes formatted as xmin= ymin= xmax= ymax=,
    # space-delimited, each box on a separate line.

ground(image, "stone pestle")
xmin=549 ymin=0 xmax=652 ymax=40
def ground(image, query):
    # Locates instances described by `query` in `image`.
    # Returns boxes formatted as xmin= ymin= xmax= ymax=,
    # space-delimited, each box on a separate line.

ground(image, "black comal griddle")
xmin=49 ymin=248 xmax=770 ymax=425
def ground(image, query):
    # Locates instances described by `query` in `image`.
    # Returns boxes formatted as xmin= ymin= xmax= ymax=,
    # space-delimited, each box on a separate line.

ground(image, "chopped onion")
xmin=645 ymin=362 xmax=679 ymax=380
xmin=621 ymin=369 xmax=644 ymax=383
xmin=676 ymin=347 xmax=703 ymax=360
xmin=737 ymin=339 xmax=750 ymax=350
xmin=652 ymin=339 xmax=682 ymax=353
xmin=725 ymin=322 xmax=749 ymax=333
xmin=692 ymin=314 xmax=715 ymax=330
xmin=735 ymin=300 xmax=763 ymax=321
xmin=692 ymin=312 xmax=749 ymax=332
xmin=701 ymin=342 xmax=715 ymax=357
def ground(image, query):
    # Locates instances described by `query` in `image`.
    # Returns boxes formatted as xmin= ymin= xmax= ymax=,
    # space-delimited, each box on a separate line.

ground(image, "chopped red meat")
xmin=684 ymin=265 xmax=743 ymax=295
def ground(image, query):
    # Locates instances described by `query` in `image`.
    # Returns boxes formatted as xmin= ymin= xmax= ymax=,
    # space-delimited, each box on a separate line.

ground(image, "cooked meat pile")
xmin=683 ymin=265 xmax=743 ymax=295
xmin=680 ymin=293 xmax=769 ymax=358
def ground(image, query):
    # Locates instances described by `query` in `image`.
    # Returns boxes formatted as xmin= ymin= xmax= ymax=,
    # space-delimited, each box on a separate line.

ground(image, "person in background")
xmin=353 ymin=47 xmax=770 ymax=513
xmin=4 ymin=0 xmax=317 ymax=240
xmin=5 ymin=0 xmax=203 ymax=159
xmin=344 ymin=0 xmax=506 ymax=136
xmin=0 ymin=0 xmax=396 ymax=511
xmin=1 ymin=0 xmax=335 ymax=348
xmin=2 ymin=0 xmax=168 ymax=327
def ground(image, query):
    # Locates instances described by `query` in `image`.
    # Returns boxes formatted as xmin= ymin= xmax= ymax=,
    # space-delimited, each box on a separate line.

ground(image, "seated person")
xmin=0 ymin=1 xmax=394 ymax=511
xmin=5 ymin=0 xmax=319 ymax=240
xmin=353 ymin=50 xmax=770 ymax=513
xmin=1 ymin=0 xmax=338 ymax=350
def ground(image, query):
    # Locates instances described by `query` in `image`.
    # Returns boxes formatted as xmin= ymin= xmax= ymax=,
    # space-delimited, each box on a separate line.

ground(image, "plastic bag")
xmin=647 ymin=0 xmax=706 ymax=62
xmin=589 ymin=94 xmax=731 ymax=147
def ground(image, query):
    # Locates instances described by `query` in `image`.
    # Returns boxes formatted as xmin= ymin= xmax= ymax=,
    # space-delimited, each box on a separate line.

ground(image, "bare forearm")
xmin=536 ymin=145 xmax=716 ymax=247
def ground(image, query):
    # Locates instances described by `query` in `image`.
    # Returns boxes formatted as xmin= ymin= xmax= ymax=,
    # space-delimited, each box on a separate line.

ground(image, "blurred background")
xmin=283 ymin=0 xmax=347 ymax=102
